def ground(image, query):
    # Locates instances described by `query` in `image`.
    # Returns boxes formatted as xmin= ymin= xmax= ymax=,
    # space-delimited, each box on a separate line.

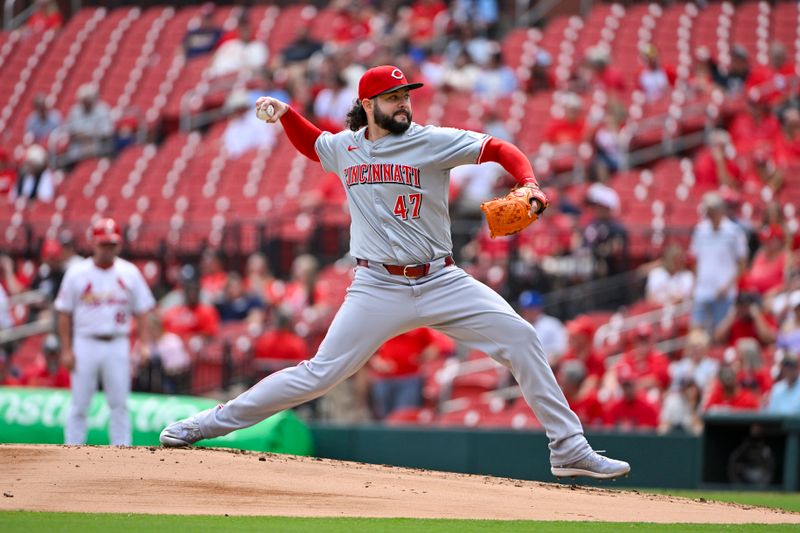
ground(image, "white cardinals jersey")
xmin=315 ymin=123 xmax=488 ymax=264
xmin=55 ymin=258 xmax=155 ymax=337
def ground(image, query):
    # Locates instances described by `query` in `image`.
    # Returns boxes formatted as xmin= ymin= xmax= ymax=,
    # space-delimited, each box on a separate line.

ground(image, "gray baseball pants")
xmin=195 ymin=263 xmax=591 ymax=465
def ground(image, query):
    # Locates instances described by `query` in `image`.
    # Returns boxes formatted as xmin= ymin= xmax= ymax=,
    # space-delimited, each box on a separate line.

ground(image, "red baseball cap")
xmin=41 ymin=239 xmax=62 ymax=260
xmin=358 ymin=65 xmax=424 ymax=101
xmin=92 ymin=217 xmax=122 ymax=244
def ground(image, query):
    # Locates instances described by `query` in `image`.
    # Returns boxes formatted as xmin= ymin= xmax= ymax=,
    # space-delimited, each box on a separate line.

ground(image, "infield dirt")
xmin=1 ymin=444 xmax=798 ymax=523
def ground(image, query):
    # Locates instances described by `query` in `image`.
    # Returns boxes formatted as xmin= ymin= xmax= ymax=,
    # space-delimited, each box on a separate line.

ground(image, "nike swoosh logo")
xmin=347 ymin=145 xmax=358 ymax=151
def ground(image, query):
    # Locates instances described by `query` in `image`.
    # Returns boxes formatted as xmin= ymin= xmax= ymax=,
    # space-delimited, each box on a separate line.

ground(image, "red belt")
xmin=356 ymin=256 xmax=454 ymax=278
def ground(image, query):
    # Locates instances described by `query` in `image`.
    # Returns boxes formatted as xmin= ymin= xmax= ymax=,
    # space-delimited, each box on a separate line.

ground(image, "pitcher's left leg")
xmin=420 ymin=268 xmax=590 ymax=465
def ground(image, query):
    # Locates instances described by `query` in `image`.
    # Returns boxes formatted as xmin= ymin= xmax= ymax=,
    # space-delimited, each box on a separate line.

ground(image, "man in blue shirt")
xmin=767 ymin=356 xmax=800 ymax=414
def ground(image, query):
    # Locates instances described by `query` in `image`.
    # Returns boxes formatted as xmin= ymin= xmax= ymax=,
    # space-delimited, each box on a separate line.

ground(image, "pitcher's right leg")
xmin=161 ymin=267 xmax=420 ymax=446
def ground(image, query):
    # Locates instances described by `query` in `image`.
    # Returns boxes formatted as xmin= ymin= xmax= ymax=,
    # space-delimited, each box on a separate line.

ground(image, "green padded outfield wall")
xmin=0 ymin=387 xmax=314 ymax=455
xmin=310 ymin=425 xmax=700 ymax=489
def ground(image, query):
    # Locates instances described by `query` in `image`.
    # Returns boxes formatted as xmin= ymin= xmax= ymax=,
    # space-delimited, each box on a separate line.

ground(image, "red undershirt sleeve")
xmin=477 ymin=137 xmax=539 ymax=188
xmin=279 ymin=107 xmax=322 ymax=162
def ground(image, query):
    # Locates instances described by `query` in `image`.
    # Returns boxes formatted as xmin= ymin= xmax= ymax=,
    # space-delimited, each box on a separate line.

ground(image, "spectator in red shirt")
xmin=728 ymin=94 xmax=780 ymax=158
xmin=704 ymin=364 xmax=761 ymax=411
xmin=557 ymin=359 xmax=604 ymax=427
xmin=733 ymin=337 xmax=772 ymax=396
xmin=369 ymin=328 xmax=439 ymax=419
xmin=559 ymin=316 xmax=606 ymax=387
xmin=543 ymin=93 xmax=586 ymax=145
xmin=571 ymin=46 xmax=626 ymax=97
xmin=742 ymin=224 xmax=789 ymax=295
xmin=23 ymin=335 xmax=70 ymax=388
xmin=26 ymin=0 xmax=62 ymax=33
xmin=611 ymin=323 xmax=670 ymax=391
xmin=693 ymin=129 xmax=744 ymax=188
xmin=161 ymin=274 xmax=220 ymax=341
xmin=526 ymin=50 xmax=555 ymax=93
xmin=775 ymin=107 xmax=800 ymax=165
xmin=408 ymin=0 xmax=448 ymax=48
xmin=0 ymin=148 xmax=18 ymax=198
xmin=746 ymin=42 xmax=796 ymax=103
xmin=714 ymin=291 xmax=778 ymax=347
xmin=200 ymin=248 xmax=227 ymax=303
xmin=603 ymin=368 xmax=659 ymax=430
xmin=253 ymin=309 xmax=309 ymax=374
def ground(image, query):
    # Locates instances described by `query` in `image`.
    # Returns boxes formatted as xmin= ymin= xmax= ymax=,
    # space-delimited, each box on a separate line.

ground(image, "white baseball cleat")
xmin=551 ymin=451 xmax=631 ymax=480
xmin=159 ymin=416 xmax=204 ymax=447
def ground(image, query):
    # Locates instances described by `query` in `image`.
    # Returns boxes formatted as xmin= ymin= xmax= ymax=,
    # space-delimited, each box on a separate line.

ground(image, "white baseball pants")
xmin=196 ymin=265 xmax=592 ymax=465
xmin=65 ymin=336 xmax=131 ymax=446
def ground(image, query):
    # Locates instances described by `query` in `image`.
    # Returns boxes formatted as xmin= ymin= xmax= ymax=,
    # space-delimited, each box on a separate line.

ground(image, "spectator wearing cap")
xmin=603 ymin=367 xmax=659 ymax=430
xmin=610 ymin=323 xmax=670 ymax=392
xmin=704 ymin=364 xmax=761 ymax=411
xmin=556 ymin=359 xmax=604 ymax=427
xmin=766 ymin=355 xmax=800 ymax=414
xmin=658 ymin=378 xmax=703 ymax=435
xmin=669 ymin=329 xmax=719 ymax=393
xmin=518 ymin=290 xmax=567 ymax=364
xmin=13 ymin=145 xmax=54 ymax=203
xmin=742 ymin=224 xmax=789 ymax=296
xmin=559 ymin=316 xmax=605 ymax=388
xmin=690 ymin=192 xmax=748 ymax=334
xmin=582 ymin=183 xmax=628 ymax=280
xmin=0 ymin=147 xmax=16 ymax=199
xmin=693 ymin=129 xmax=744 ymax=188
xmin=66 ymin=84 xmax=113 ymax=164
xmin=714 ymin=290 xmax=777 ymax=348
xmin=645 ymin=244 xmax=695 ymax=306
xmin=25 ymin=93 xmax=62 ymax=145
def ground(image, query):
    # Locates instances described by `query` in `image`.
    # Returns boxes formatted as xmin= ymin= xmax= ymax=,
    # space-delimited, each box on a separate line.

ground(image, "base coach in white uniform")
xmin=56 ymin=218 xmax=155 ymax=445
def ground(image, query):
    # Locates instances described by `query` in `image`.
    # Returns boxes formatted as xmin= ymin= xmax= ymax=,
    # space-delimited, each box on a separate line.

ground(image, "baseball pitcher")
xmin=161 ymin=66 xmax=629 ymax=479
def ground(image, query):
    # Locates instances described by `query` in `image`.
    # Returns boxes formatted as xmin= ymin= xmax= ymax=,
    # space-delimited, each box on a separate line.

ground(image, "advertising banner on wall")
xmin=0 ymin=387 xmax=313 ymax=455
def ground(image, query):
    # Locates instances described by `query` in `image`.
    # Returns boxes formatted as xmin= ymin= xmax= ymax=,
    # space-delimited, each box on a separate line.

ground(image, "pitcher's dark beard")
xmin=374 ymin=104 xmax=411 ymax=134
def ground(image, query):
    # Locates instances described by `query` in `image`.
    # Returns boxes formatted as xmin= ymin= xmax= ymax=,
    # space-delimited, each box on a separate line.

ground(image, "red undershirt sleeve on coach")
xmin=478 ymin=137 xmax=539 ymax=187
xmin=279 ymin=107 xmax=322 ymax=163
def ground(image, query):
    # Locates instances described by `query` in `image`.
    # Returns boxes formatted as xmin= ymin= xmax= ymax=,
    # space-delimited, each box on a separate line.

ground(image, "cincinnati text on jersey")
xmin=343 ymin=163 xmax=421 ymax=188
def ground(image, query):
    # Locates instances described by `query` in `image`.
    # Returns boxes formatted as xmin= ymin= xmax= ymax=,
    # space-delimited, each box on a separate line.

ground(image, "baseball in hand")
xmin=257 ymin=104 xmax=275 ymax=121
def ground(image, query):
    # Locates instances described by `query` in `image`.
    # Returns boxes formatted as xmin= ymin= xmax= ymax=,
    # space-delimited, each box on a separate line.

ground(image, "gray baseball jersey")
xmin=315 ymin=124 xmax=488 ymax=264
xmin=165 ymin=120 xmax=595 ymax=468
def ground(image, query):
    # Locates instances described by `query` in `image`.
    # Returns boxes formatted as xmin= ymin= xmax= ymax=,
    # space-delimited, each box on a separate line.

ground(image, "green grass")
xmin=0 ymin=513 xmax=798 ymax=533
xmin=643 ymin=490 xmax=800 ymax=514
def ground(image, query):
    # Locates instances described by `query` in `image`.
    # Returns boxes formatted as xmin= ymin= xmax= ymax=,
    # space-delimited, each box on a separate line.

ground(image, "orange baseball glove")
xmin=480 ymin=186 xmax=548 ymax=238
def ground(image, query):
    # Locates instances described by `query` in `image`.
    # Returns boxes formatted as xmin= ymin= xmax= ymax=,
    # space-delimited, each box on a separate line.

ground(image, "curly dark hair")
xmin=345 ymin=99 xmax=368 ymax=131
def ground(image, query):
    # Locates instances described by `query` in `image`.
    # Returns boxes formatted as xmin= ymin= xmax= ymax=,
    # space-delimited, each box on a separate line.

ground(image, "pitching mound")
xmin=1 ymin=444 xmax=798 ymax=523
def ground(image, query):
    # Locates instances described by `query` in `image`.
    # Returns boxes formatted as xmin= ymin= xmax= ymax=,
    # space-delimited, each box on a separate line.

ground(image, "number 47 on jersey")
xmin=393 ymin=193 xmax=422 ymax=220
